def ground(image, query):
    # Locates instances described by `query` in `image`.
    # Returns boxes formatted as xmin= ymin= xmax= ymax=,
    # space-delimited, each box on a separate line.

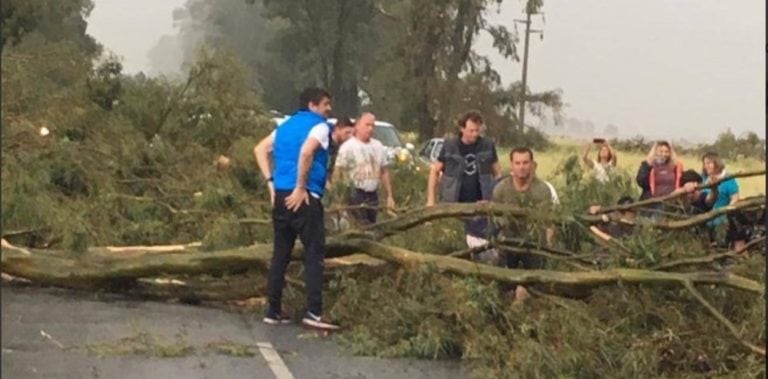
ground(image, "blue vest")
xmin=273 ymin=110 xmax=330 ymax=197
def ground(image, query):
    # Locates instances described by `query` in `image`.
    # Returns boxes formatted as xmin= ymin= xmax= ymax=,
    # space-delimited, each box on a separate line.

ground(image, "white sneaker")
xmin=301 ymin=312 xmax=340 ymax=331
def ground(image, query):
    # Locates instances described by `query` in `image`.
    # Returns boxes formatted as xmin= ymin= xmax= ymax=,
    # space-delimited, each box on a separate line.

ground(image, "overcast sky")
xmin=87 ymin=0 xmax=765 ymax=142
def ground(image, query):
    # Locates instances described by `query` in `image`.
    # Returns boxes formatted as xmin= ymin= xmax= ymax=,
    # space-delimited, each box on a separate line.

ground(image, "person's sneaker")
xmin=263 ymin=310 xmax=292 ymax=325
xmin=301 ymin=312 xmax=340 ymax=331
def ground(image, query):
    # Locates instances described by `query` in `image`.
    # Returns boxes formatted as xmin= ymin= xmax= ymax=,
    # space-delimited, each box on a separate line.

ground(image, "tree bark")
xmin=592 ymin=170 xmax=766 ymax=215
xmin=4 ymin=237 xmax=761 ymax=296
xmin=579 ymin=196 xmax=765 ymax=229
xmin=337 ymin=239 xmax=763 ymax=295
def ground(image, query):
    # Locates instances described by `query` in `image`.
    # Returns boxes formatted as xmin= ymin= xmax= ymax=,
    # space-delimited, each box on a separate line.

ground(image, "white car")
xmin=417 ymin=138 xmax=444 ymax=164
xmin=271 ymin=113 xmax=415 ymax=165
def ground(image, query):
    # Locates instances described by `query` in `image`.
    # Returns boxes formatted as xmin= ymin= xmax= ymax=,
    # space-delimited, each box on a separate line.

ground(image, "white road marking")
xmin=257 ymin=341 xmax=295 ymax=379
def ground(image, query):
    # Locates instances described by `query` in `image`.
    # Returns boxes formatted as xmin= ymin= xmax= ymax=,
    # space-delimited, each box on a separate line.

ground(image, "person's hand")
xmin=588 ymin=205 xmax=602 ymax=215
xmin=386 ymin=195 xmax=396 ymax=210
xmin=682 ymin=181 xmax=698 ymax=193
xmin=669 ymin=144 xmax=679 ymax=164
xmin=707 ymin=175 xmax=722 ymax=187
xmin=285 ymin=187 xmax=309 ymax=212
xmin=476 ymin=200 xmax=491 ymax=209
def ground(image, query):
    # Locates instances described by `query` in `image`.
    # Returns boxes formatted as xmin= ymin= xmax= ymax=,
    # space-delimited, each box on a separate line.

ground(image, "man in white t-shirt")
xmin=333 ymin=112 xmax=395 ymax=225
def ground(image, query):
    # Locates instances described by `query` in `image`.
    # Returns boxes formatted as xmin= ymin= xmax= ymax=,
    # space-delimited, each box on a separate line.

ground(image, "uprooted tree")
xmin=3 ymin=161 xmax=765 ymax=378
xmin=3 ymin=193 xmax=766 ymax=361
xmin=2 ymin=5 xmax=766 ymax=375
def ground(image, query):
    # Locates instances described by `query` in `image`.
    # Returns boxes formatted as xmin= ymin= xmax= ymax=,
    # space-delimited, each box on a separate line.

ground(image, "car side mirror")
xmin=405 ymin=143 xmax=415 ymax=150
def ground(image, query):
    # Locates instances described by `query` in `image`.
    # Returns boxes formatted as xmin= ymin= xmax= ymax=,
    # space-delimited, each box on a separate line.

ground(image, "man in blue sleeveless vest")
xmin=426 ymin=111 xmax=502 ymax=251
xmin=253 ymin=87 xmax=340 ymax=331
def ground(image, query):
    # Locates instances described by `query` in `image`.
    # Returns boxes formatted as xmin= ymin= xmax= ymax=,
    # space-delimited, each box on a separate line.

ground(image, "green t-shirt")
xmin=491 ymin=177 xmax=554 ymax=242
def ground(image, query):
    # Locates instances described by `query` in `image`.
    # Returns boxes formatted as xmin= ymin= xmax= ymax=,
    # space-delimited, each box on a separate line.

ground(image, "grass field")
xmin=496 ymin=136 xmax=765 ymax=197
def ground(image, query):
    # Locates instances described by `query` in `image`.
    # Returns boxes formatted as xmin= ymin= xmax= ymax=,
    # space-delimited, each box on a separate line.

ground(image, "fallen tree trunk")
xmin=6 ymin=237 xmax=760 ymax=296
xmin=335 ymin=239 xmax=764 ymax=295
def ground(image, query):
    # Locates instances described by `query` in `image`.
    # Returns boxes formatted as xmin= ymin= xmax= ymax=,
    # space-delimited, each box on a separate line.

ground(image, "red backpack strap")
xmin=674 ymin=162 xmax=684 ymax=188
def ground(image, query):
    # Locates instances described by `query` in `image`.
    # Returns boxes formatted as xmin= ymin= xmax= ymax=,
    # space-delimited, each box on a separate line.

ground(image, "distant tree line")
xmin=609 ymin=129 xmax=766 ymax=162
xmin=157 ymin=0 xmax=562 ymax=146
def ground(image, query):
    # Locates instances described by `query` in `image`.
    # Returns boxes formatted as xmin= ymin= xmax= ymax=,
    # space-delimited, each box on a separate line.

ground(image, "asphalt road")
xmin=1 ymin=285 xmax=468 ymax=379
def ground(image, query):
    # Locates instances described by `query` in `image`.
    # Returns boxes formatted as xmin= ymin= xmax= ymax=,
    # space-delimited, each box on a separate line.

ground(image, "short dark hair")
xmin=336 ymin=115 xmax=354 ymax=128
xmin=680 ymin=169 xmax=703 ymax=186
xmin=509 ymin=147 xmax=534 ymax=161
xmin=298 ymin=87 xmax=331 ymax=109
xmin=458 ymin=111 xmax=483 ymax=128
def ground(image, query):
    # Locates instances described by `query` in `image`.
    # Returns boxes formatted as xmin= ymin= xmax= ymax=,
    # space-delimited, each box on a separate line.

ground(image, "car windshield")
xmin=373 ymin=126 xmax=402 ymax=148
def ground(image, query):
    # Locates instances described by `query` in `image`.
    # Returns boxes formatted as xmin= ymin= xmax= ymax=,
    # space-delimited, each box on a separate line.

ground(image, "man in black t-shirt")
xmin=426 ymin=111 xmax=502 ymax=252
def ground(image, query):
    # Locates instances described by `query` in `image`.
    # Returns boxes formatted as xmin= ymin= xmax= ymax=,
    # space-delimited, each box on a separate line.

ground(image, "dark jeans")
xmin=498 ymin=247 xmax=543 ymax=294
xmin=503 ymin=248 xmax=544 ymax=270
xmin=267 ymin=191 xmax=325 ymax=316
xmin=348 ymin=188 xmax=379 ymax=225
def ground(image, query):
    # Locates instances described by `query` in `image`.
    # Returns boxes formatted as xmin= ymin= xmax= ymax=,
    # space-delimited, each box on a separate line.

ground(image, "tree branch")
xmin=335 ymin=239 xmax=764 ymax=295
xmin=353 ymin=203 xmax=551 ymax=240
xmin=651 ymin=237 xmax=765 ymax=271
xmin=593 ymin=170 xmax=765 ymax=215
xmin=660 ymin=197 xmax=764 ymax=229
xmin=447 ymin=238 xmax=596 ymax=271
xmin=579 ymin=196 xmax=765 ymax=229
xmin=682 ymin=281 xmax=765 ymax=356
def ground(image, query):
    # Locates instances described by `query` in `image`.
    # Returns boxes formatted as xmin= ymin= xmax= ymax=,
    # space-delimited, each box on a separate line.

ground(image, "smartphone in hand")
xmin=593 ymin=138 xmax=606 ymax=144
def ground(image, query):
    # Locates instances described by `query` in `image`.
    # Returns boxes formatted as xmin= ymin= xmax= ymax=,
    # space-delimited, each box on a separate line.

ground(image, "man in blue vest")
xmin=253 ymin=87 xmax=342 ymax=331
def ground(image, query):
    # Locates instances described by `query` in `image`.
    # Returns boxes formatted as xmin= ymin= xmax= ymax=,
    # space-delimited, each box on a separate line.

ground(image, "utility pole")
xmin=514 ymin=6 xmax=542 ymax=133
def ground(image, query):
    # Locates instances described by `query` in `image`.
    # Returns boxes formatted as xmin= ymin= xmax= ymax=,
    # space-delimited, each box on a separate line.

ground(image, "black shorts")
xmin=708 ymin=212 xmax=749 ymax=244
xmin=502 ymin=248 xmax=544 ymax=270
xmin=726 ymin=212 xmax=749 ymax=242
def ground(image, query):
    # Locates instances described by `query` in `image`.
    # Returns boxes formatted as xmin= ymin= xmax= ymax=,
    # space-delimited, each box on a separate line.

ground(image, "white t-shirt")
xmin=269 ymin=122 xmax=329 ymax=150
xmin=591 ymin=159 xmax=611 ymax=183
xmin=335 ymin=136 xmax=388 ymax=192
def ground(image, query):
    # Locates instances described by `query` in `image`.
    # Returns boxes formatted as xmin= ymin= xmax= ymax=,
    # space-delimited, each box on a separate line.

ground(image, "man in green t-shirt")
xmin=492 ymin=147 xmax=557 ymax=304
